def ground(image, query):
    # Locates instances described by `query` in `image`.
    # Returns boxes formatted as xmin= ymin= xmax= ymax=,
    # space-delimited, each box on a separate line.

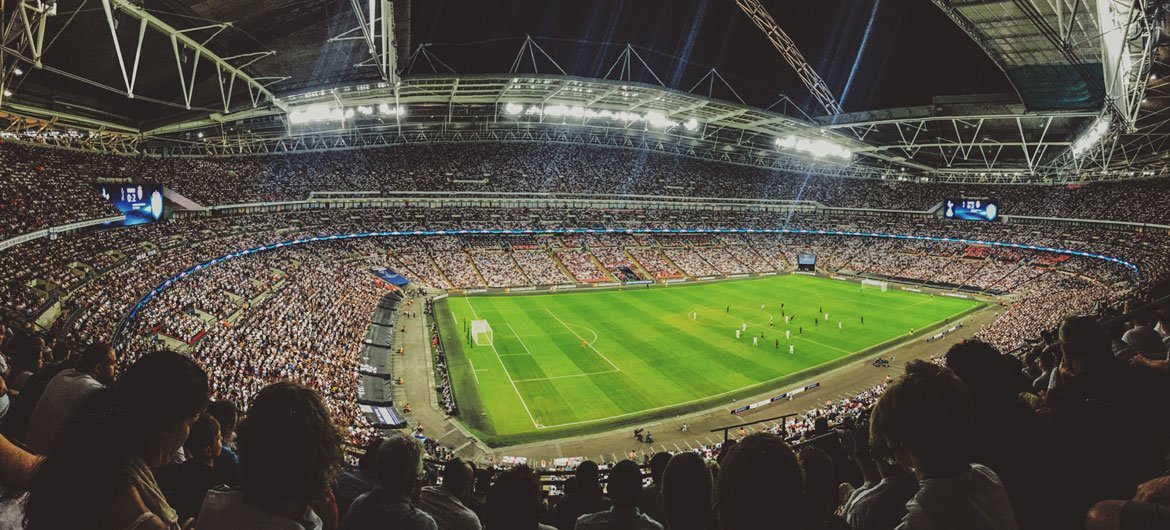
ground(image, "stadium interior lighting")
xmin=356 ymin=105 xmax=374 ymax=116
xmin=11 ymin=67 xmax=22 ymax=76
xmin=504 ymin=103 xmax=698 ymax=131
xmin=1071 ymin=116 xmax=1110 ymax=158
xmin=2 ymin=89 xmax=11 ymax=97
xmin=774 ymin=135 xmax=852 ymax=160
xmin=288 ymin=104 xmax=345 ymax=124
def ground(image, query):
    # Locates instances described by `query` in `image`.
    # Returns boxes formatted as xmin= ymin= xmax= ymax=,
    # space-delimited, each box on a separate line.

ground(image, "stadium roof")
xmin=1 ymin=0 xmax=1166 ymax=182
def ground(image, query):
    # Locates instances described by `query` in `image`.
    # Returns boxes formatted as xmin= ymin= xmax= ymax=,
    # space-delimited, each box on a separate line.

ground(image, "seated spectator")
xmin=24 ymin=341 xmax=117 ymax=454
xmin=204 ymin=399 xmax=240 ymax=486
xmin=24 ymin=350 xmax=210 ymax=530
xmin=870 ymin=360 xmax=1017 ymax=530
xmin=637 ymin=452 xmax=671 ymax=525
xmin=839 ymin=424 xmax=916 ymax=530
xmin=157 ymin=414 xmax=223 ymax=520
xmin=4 ymin=332 xmax=44 ymax=393
xmin=341 ymin=432 xmax=436 ymax=530
xmin=661 ymin=452 xmax=713 ymax=530
xmin=1047 ymin=316 xmax=1170 ymax=528
xmin=333 ymin=437 xmax=382 ymax=518
xmin=714 ymin=433 xmax=804 ymax=530
xmin=796 ymin=446 xmax=849 ymax=529
xmin=554 ymin=460 xmax=610 ymax=530
xmin=197 ymin=382 xmax=343 ymax=530
xmin=575 ymin=459 xmax=662 ymax=530
xmin=418 ymin=457 xmax=481 ymax=530
xmin=485 ymin=465 xmax=555 ymax=530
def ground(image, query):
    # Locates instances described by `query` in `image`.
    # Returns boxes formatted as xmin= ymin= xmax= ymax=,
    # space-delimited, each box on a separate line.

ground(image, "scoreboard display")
xmin=97 ymin=183 xmax=165 ymax=226
xmin=943 ymin=197 xmax=1000 ymax=222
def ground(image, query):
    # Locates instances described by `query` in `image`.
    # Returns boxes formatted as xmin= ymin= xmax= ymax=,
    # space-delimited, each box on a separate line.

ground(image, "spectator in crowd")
xmin=870 ymin=360 xmax=1017 ymax=530
xmin=204 ymin=399 xmax=240 ymax=486
xmin=554 ymin=460 xmax=609 ymax=530
xmin=796 ymin=446 xmax=848 ymax=529
xmin=467 ymin=468 xmax=494 ymax=523
xmin=24 ymin=350 xmax=210 ymax=530
xmin=333 ymin=437 xmax=382 ymax=518
xmin=714 ymin=433 xmax=804 ymax=530
xmin=157 ymin=414 xmax=223 ymax=520
xmin=24 ymin=341 xmax=117 ymax=454
xmin=1121 ymin=314 xmax=1164 ymax=358
xmin=418 ymin=457 xmax=481 ymax=530
xmin=638 ymin=452 xmax=671 ymax=525
xmin=575 ymin=459 xmax=662 ymax=530
xmin=485 ymin=465 xmax=555 ymax=530
xmin=839 ymin=423 xmax=916 ymax=530
xmin=198 ymin=382 xmax=343 ymax=530
xmin=341 ymin=432 xmax=436 ymax=530
xmin=944 ymin=340 xmax=1052 ymax=530
xmin=3 ymin=333 xmax=44 ymax=393
xmin=1046 ymin=316 xmax=1170 ymax=528
xmin=661 ymin=452 xmax=714 ymax=530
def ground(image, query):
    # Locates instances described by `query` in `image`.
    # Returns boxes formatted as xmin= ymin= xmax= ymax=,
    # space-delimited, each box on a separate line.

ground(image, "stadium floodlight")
xmin=1071 ymin=116 xmax=1110 ymax=158
xmin=12 ymin=67 xmax=22 ymax=76
xmin=288 ymin=104 xmax=345 ymax=124
xmin=504 ymin=102 xmax=524 ymax=115
xmin=774 ymin=135 xmax=851 ymax=160
xmin=378 ymin=103 xmax=392 ymax=114
xmin=684 ymin=118 xmax=699 ymax=131
xmin=356 ymin=106 xmax=374 ymax=116
xmin=2 ymin=89 xmax=11 ymax=97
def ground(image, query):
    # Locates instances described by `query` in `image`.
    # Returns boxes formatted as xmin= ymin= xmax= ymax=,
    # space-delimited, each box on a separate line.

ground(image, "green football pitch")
xmin=435 ymin=275 xmax=983 ymax=446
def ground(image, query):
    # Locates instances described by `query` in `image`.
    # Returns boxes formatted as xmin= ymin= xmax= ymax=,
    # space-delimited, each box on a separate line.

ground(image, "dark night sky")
xmin=408 ymin=0 xmax=1015 ymax=115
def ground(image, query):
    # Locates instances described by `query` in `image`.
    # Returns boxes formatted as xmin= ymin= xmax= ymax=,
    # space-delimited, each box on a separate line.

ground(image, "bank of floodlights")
xmin=502 ymin=102 xmax=700 ymax=132
xmin=1070 ymin=115 xmax=1110 ymax=158
xmin=774 ymin=135 xmax=852 ymax=160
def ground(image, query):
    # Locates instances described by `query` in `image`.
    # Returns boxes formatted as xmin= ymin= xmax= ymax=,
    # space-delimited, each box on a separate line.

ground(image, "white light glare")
xmin=503 ymin=103 xmax=697 ymax=130
xmin=774 ymin=135 xmax=852 ymax=160
xmin=357 ymin=106 xmax=374 ymax=116
xmin=1071 ymin=116 xmax=1110 ymax=157
xmin=288 ymin=104 xmax=345 ymax=124
xmin=12 ymin=68 xmax=22 ymax=76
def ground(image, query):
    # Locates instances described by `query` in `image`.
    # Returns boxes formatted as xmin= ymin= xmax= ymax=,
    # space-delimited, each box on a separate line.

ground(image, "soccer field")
xmin=435 ymin=275 xmax=982 ymax=446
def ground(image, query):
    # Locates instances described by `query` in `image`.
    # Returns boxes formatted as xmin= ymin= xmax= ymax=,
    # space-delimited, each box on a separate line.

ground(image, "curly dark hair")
xmin=236 ymin=382 xmax=343 ymax=514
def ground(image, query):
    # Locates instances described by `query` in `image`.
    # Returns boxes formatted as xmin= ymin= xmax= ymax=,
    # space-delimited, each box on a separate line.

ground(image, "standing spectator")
xmin=575 ymin=459 xmax=662 ymax=530
xmin=870 ymin=360 xmax=1018 ymax=530
xmin=24 ymin=341 xmax=117 ymax=454
xmin=156 ymin=414 xmax=223 ymax=520
xmin=554 ymin=461 xmax=610 ymax=530
xmin=198 ymin=382 xmax=343 ymax=530
xmin=714 ymin=433 xmax=804 ymax=530
xmin=341 ymin=432 xmax=436 ymax=530
xmin=24 ymin=350 xmax=210 ymax=530
xmin=333 ymin=437 xmax=382 ymax=519
xmin=638 ymin=452 xmax=671 ymax=526
xmin=485 ymin=465 xmax=556 ymax=530
xmin=661 ymin=452 xmax=714 ymax=530
xmin=205 ymin=400 xmax=240 ymax=487
xmin=418 ymin=457 xmax=481 ymax=530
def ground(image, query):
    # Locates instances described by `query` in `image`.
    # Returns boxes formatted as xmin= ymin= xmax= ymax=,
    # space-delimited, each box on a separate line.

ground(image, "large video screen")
xmin=97 ymin=183 xmax=165 ymax=226
xmin=797 ymin=253 xmax=817 ymax=265
xmin=943 ymin=197 xmax=1000 ymax=222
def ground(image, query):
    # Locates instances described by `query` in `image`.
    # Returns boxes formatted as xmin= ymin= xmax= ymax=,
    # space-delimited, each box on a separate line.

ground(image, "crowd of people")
xmin=8 ymin=141 xmax=1170 ymax=243
xmin=2 ymin=313 xmax=1167 ymax=529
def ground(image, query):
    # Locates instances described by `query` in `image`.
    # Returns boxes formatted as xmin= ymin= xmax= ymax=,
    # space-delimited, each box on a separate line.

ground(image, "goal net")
xmin=861 ymin=279 xmax=889 ymax=292
xmin=470 ymin=319 xmax=494 ymax=346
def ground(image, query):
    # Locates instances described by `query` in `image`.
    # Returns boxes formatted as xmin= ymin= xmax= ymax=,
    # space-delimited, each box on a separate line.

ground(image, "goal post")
xmin=861 ymin=279 xmax=889 ymax=292
xmin=470 ymin=319 xmax=494 ymax=346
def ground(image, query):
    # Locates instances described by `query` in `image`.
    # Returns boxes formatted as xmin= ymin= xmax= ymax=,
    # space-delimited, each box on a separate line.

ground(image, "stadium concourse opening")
xmin=437 ymin=274 xmax=982 ymax=444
